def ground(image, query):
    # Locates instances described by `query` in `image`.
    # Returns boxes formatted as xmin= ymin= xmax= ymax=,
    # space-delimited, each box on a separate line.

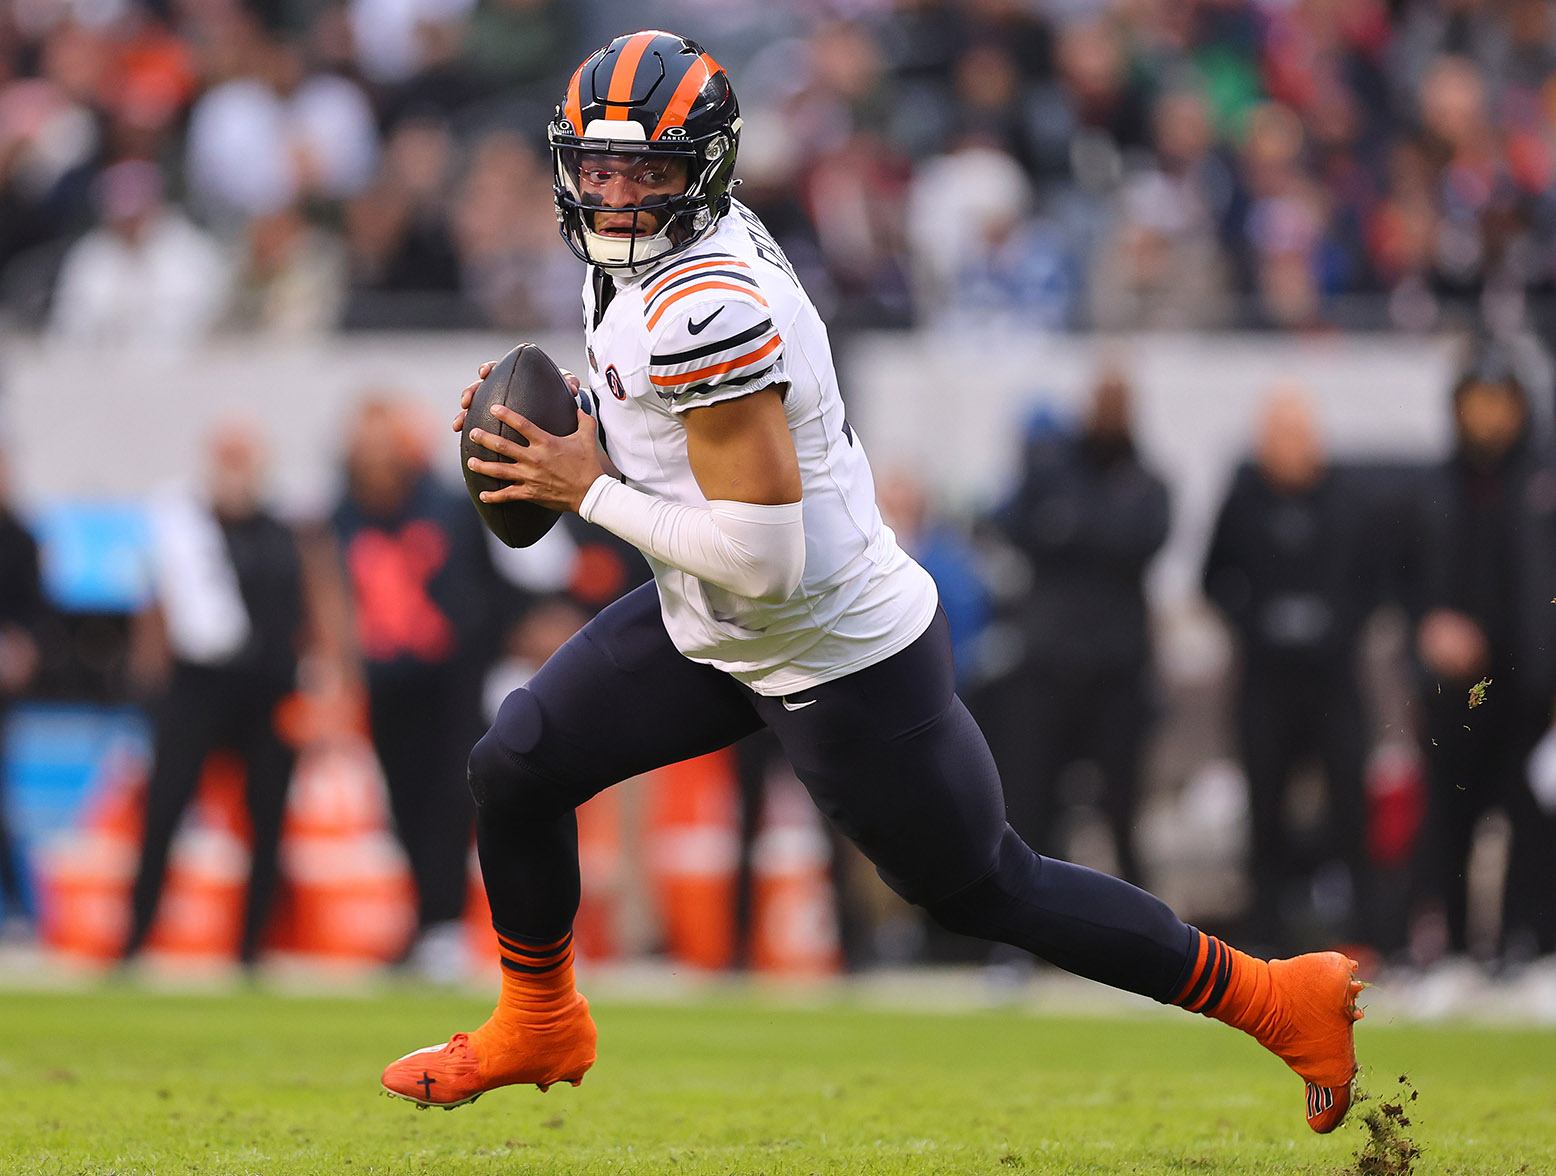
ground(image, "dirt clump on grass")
xmin=1340 ymin=1074 xmax=1422 ymax=1176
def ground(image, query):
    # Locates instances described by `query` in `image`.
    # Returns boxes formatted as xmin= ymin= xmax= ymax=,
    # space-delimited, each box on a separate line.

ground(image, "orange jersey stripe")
xmin=645 ymin=256 xmax=748 ymax=300
xmin=649 ymin=333 xmax=782 ymax=387
xmin=645 ymin=281 xmax=769 ymax=331
xmin=563 ymin=63 xmax=584 ymax=132
xmin=605 ymin=32 xmax=656 ymax=117
xmin=652 ymin=53 xmax=719 ymax=138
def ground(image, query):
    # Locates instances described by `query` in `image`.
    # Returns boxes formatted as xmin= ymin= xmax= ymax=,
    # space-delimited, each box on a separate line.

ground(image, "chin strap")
xmin=581 ymin=224 xmax=677 ymax=277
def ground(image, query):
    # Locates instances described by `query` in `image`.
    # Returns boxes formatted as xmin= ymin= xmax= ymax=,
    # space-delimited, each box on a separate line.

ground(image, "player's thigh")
xmin=486 ymin=581 xmax=762 ymax=806
xmin=760 ymin=611 xmax=1007 ymax=905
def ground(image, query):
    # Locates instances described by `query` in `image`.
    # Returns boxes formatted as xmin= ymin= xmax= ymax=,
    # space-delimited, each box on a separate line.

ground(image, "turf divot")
xmin=1341 ymin=1074 xmax=1422 ymax=1176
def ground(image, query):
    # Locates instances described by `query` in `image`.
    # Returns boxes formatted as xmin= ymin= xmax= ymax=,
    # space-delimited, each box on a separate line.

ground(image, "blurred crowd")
xmin=5 ymin=0 xmax=1556 ymax=337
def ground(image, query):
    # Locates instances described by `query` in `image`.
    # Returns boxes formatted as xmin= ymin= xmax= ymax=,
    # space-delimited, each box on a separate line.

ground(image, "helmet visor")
xmin=557 ymin=148 xmax=694 ymax=237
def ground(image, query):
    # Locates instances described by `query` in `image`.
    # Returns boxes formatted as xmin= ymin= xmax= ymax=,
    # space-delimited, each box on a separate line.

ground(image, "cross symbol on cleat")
xmin=416 ymin=1072 xmax=436 ymax=1101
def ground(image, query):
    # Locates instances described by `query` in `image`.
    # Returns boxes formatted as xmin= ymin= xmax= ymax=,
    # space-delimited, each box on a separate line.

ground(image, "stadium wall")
xmin=1 ymin=330 xmax=1461 ymax=612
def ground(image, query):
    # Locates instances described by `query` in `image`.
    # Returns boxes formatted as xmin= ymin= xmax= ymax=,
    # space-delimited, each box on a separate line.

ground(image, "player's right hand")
xmin=453 ymin=359 xmax=583 ymax=432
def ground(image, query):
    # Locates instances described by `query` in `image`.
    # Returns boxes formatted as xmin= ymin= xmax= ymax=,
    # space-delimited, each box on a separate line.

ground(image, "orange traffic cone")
xmin=35 ymin=736 xmax=148 ymax=960
xmin=645 ymin=750 xmax=738 ymax=970
xmin=266 ymin=739 xmax=416 ymax=962
xmin=749 ymin=769 xmax=840 ymax=976
xmin=141 ymin=753 xmax=248 ymax=960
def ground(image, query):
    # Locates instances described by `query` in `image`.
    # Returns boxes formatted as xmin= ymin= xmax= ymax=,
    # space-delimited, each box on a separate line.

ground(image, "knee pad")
xmin=467 ymin=689 xmax=571 ymax=821
xmin=921 ymin=825 xmax=1038 ymax=941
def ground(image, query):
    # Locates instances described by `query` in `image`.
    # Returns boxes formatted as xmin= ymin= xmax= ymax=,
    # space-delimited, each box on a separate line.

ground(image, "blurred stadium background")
xmin=1 ymin=0 xmax=1554 ymax=1012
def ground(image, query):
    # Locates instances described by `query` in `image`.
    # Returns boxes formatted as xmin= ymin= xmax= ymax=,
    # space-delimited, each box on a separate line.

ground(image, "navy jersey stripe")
xmin=642 ymin=252 xmax=740 ymax=291
xmin=673 ymin=361 xmax=778 ymax=402
xmin=650 ymin=318 xmax=774 ymax=366
xmin=644 ymin=267 xmax=759 ymax=314
xmin=500 ymin=953 xmax=571 ymax=975
xmin=497 ymin=930 xmax=572 ymax=958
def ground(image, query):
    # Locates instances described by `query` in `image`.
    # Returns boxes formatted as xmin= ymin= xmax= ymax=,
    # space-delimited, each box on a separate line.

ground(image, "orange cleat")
xmin=1256 ymin=952 xmax=1365 ymax=1133
xmin=380 ymin=992 xmax=597 ymax=1109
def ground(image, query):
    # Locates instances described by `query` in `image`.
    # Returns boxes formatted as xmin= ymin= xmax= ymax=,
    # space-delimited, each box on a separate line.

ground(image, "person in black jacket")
xmin=331 ymin=397 xmax=503 ymax=978
xmin=988 ymin=369 xmax=1169 ymax=886
xmin=1203 ymin=389 xmax=1386 ymax=954
xmin=1409 ymin=361 xmax=1556 ymax=964
xmin=123 ymin=421 xmax=312 ymax=967
xmin=0 ymin=450 xmax=44 ymax=933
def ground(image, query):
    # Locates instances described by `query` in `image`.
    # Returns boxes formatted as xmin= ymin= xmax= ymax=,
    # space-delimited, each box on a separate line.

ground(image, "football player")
xmin=381 ymin=30 xmax=1363 ymax=1133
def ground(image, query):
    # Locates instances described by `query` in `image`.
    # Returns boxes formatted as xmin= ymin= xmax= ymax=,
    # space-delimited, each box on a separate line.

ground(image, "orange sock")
xmin=1170 ymin=930 xmax=1283 ymax=1041
xmin=475 ymin=929 xmax=580 ymax=1034
xmin=466 ymin=928 xmax=596 ymax=1089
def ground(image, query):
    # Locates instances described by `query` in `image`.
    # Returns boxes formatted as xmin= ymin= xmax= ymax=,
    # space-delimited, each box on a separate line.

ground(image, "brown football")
xmin=459 ymin=343 xmax=579 ymax=548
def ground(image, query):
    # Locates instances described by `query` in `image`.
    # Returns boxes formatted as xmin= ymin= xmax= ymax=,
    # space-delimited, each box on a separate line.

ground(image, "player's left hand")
xmin=467 ymin=405 xmax=605 ymax=514
xmin=451 ymin=361 xmax=583 ymax=434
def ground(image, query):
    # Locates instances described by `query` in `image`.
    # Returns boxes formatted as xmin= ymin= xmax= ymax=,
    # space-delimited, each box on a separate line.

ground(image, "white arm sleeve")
xmin=579 ymin=475 xmax=805 ymax=603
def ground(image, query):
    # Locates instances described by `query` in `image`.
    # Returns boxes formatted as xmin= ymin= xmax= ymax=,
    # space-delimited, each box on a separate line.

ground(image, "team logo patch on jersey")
xmin=605 ymin=365 xmax=626 ymax=400
xmin=587 ymin=346 xmax=598 ymax=372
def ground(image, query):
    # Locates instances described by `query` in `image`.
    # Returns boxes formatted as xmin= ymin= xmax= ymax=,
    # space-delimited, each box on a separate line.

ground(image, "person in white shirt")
xmin=381 ymin=32 xmax=1364 ymax=1137
xmin=48 ymin=160 xmax=230 ymax=347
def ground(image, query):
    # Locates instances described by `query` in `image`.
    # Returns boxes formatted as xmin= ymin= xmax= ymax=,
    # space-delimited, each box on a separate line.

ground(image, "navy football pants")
xmin=468 ymin=582 xmax=1199 ymax=1001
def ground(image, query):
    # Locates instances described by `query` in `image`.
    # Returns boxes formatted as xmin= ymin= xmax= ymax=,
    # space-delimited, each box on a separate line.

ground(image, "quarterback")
xmin=381 ymin=30 xmax=1364 ymax=1133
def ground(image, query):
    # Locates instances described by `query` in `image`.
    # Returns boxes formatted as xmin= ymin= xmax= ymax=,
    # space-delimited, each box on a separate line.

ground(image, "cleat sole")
xmin=380 ymin=1084 xmax=485 ymax=1111
xmin=535 ymin=1073 xmax=587 ymax=1094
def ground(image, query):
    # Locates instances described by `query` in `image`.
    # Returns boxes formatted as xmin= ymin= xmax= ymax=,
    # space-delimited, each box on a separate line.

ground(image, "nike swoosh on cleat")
xmin=688 ymin=307 xmax=724 ymax=334
xmin=781 ymin=697 xmax=816 ymax=711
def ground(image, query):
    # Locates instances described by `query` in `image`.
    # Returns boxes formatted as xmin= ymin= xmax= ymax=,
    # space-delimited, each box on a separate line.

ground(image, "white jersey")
xmin=580 ymin=202 xmax=938 ymax=696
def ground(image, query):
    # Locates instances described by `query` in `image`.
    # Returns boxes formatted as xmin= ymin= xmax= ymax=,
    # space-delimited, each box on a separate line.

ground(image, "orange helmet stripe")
xmin=563 ymin=63 xmax=584 ymax=132
xmin=604 ymin=31 xmax=657 ymax=118
xmin=652 ymin=53 xmax=720 ymax=139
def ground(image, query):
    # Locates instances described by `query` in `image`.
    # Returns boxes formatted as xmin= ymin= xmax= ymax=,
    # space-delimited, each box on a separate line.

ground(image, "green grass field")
xmin=2 ymin=984 xmax=1552 ymax=1175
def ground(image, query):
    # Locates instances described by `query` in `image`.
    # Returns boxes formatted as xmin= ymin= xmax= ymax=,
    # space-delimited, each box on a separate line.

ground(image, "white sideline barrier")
xmin=1 ymin=329 xmax=1460 ymax=611
xmin=841 ymin=331 xmax=1460 ymax=607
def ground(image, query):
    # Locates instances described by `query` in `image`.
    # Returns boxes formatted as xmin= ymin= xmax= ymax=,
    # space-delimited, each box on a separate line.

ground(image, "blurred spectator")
xmin=789 ymin=21 xmax=915 ymax=326
xmin=876 ymin=468 xmax=992 ymax=689
xmin=329 ymin=396 xmax=500 ymax=979
xmin=1088 ymin=169 xmax=1235 ymax=330
xmin=906 ymin=143 xmax=1074 ymax=327
xmin=451 ymin=130 xmax=580 ymax=330
xmin=1407 ymin=357 xmax=1556 ymax=965
xmin=1035 ymin=16 xmax=1151 ymax=187
xmin=459 ymin=0 xmax=577 ymax=98
xmin=350 ymin=0 xmax=476 ymax=87
xmin=184 ymin=24 xmax=377 ymax=230
xmin=47 ymin=159 xmax=231 ymax=346
xmin=1227 ymin=102 xmax=1333 ymax=329
xmin=1202 ymin=388 xmax=1387 ymax=954
xmin=341 ymin=116 xmax=467 ymax=328
xmin=0 ymin=449 xmax=44 ymax=936
xmin=122 ymin=419 xmax=314 ymax=968
xmin=221 ymin=202 xmax=347 ymax=334
xmin=0 ymin=36 xmax=100 ymax=282
xmin=986 ymin=369 xmax=1169 ymax=886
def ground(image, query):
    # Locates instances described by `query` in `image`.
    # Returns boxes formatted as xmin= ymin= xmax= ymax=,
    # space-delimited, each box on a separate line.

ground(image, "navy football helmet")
xmin=549 ymin=30 xmax=741 ymax=275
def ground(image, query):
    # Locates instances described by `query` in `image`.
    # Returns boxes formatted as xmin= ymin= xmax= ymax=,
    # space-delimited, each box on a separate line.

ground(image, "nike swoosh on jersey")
xmin=781 ymin=696 xmax=817 ymax=711
xmin=688 ymin=307 xmax=724 ymax=334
